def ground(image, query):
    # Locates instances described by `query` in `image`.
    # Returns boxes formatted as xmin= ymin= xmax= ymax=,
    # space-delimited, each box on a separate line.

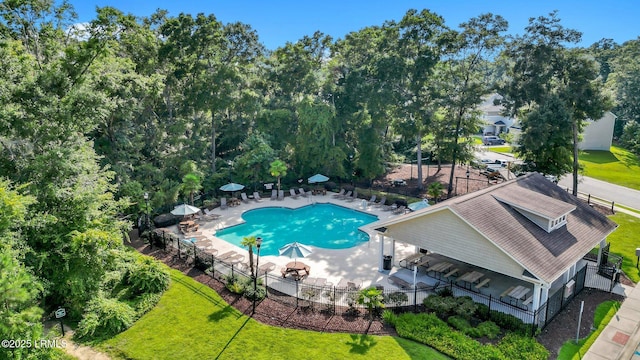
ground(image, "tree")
xmin=233 ymin=133 xmax=275 ymax=188
xmin=181 ymin=173 xmax=202 ymax=205
xmin=269 ymin=159 xmax=287 ymax=193
xmin=440 ymin=14 xmax=508 ymax=197
xmin=500 ymin=12 xmax=611 ymax=195
xmin=427 ymin=182 xmax=444 ymax=203
xmin=240 ymin=236 xmax=258 ymax=278
xmin=357 ymin=287 xmax=385 ymax=321
xmin=515 ymin=94 xmax=573 ymax=178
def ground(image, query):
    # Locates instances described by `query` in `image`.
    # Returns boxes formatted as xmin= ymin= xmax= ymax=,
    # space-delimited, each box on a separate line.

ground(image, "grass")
xmin=607 ymin=212 xmax=640 ymax=283
xmin=556 ymin=300 xmax=620 ymax=360
xmin=579 ymin=146 xmax=640 ymax=190
xmin=488 ymin=146 xmax=513 ymax=154
xmin=100 ymin=269 xmax=448 ymax=360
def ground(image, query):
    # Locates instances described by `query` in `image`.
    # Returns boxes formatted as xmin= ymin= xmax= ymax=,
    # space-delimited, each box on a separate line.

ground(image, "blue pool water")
xmin=216 ymin=203 xmax=378 ymax=256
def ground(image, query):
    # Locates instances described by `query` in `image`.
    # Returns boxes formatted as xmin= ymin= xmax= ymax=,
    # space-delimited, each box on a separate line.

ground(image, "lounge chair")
xmin=339 ymin=190 xmax=352 ymax=200
xmin=278 ymin=189 xmax=285 ymax=200
xmin=375 ymin=196 xmax=386 ymax=207
xmin=367 ymin=195 xmax=376 ymax=205
xmin=298 ymin=188 xmax=309 ymax=197
xmin=393 ymin=205 xmax=406 ymax=214
xmin=388 ymin=274 xmax=412 ymax=289
xmin=336 ymin=278 xmax=360 ymax=290
xmin=347 ymin=191 xmax=358 ymax=202
xmin=217 ymin=250 xmax=239 ymax=261
xmin=289 ymin=188 xmax=299 ymax=199
xmin=257 ymin=262 xmax=276 ymax=275
xmin=417 ymin=280 xmax=440 ymax=291
xmin=270 ymin=189 xmax=277 ymax=200
xmin=253 ymin=191 xmax=262 ymax=202
xmin=220 ymin=197 xmax=228 ymax=210
xmin=241 ymin=192 xmax=249 ymax=203
xmin=332 ymin=189 xmax=345 ymax=198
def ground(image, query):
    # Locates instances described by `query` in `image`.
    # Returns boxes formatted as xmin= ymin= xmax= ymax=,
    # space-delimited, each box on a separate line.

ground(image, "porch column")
xmin=532 ymin=283 xmax=542 ymax=311
xmin=540 ymin=286 xmax=549 ymax=306
xmin=596 ymin=238 xmax=607 ymax=267
xmin=378 ymin=234 xmax=385 ymax=272
xmin=391 ymin=239 xmax=396 ymax=267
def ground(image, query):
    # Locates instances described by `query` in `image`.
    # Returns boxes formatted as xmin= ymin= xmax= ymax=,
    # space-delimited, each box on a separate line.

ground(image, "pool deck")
xmin=171 ymin=193 xmax=418 ymax=288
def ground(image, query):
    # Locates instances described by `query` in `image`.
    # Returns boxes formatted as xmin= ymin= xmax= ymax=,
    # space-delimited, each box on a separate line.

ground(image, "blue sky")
xmin=72 ymin=1 xmax=639 ymax=50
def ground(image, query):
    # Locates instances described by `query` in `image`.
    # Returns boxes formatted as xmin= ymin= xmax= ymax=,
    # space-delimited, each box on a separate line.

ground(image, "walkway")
xmin=583 ymin=282 xmax=640 ymax=359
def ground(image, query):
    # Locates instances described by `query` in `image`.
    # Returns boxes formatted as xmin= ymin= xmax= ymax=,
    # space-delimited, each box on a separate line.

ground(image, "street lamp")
xmin=252 ymin=236 xmax=263 ymax=314
xmin=143 ymin=192 xmax=150 ymax=231
xmin=465 ymin=167 xmax=470 ymax=194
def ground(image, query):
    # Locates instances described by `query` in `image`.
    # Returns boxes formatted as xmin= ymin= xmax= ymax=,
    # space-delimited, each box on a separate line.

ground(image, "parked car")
xmin=482 ymin=135 xmax=506 ymax=146
xmin=392 ymin=179 xmax=407 ymax=186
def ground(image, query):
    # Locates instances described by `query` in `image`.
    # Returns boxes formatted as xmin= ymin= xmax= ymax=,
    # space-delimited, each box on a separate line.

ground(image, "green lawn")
xmin=488 ymin=146 xmax=513 ymax=154
xmin=100 ymin=270 xmax=448 ymax=360
xmin=607 ymin=212 xmax=640 ymax=283
xmin=579 ymin=146 xmax=640 ymax=190
xmin=557 ymin=300 xmax=620 ymax=360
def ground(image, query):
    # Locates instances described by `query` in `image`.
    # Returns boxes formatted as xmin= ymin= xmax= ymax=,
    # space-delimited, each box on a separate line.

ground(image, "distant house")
xmin=509 ymin=111 xmax=617 ymax=151
xmin=578 ymin=112 xmax=617 ymax=151
xmin=371 ymin=173 xmax=617 ymax=313
xmin=479 ymin=93 xmax=514 ymax=136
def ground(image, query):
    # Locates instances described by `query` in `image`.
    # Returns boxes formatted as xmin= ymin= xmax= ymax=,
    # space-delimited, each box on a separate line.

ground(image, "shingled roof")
xmin=376 ymin=173 xmax=618 ymax=283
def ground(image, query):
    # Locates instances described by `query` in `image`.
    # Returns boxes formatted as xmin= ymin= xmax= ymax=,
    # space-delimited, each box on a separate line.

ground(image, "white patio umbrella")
xmin=278 ymin=242 xmax=313 ymax=265
xmin=308 ymin=173 xmax=329 ymax=183
xmin=171 ymin=204 xmax=201 ymax=217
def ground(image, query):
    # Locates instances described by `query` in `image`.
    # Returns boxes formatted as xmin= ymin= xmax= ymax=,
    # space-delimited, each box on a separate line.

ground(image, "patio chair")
xmin=347 ymin=191 xmax=358 ymax=202
xmin=257 ymin=262 xmax=276 ymax=275
xmin=270 ymin=189 xmax=277 ymax=200
xmin=289 ymin=188 xmax=299 ymax=199
xmin=338 ymin=190 xmax=351 ymax=200
xmin=375 ymin=196 xmax=386 ymax=207
xmin=220 ymin=197 xmax=228 ymax=210
xmin=298 ymin=188 xmax=309 ymax=197
xmin=278 ymin=189 xmax=285 ymax=200
xmin=393 ymin=205 xmax=406 ymax=214
xmin=253 ymin=191 xmax=262 ymax=202
xmin=241 ymin=192 xmax=249 ymax=203
xmin=367 ymin=195 xmax=377 ymax=205
xmin=332 ymin=189 xmax=345 ymax=198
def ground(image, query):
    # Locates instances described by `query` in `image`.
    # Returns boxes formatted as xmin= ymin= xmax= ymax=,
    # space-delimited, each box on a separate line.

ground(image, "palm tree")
xmin=427 ymin=182 xmax=444 ymax=203
xmin=181 ymin=173 xmax=202 ymax=205
xmin=357 ymin=287 xmax=385 ymax=320
xmin=269 ymin=159 xmax=287 ymax=193
xmin=240 ymin=236 xmax=258 ymax=277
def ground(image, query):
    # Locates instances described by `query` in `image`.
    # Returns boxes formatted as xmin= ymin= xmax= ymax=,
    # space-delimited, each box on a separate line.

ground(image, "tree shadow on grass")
xmin=580 ymin=150 xmax=619 ymax=164
xmin=620 ymin=152 xmax=640 ymax=168
xmin=346 ymin=334 xmax=378 ymax=355
xmin=209 ymin=305 xmax=242 ymax=322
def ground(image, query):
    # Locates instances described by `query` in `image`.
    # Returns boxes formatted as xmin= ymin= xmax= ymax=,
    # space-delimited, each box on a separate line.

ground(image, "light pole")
xmin=143 ymin=192 xmax=150 ymax=231
xmin=252 ymin=236 xmax=263 ymax=314
xmin=465 ymin=167 xmax=470 ymax=194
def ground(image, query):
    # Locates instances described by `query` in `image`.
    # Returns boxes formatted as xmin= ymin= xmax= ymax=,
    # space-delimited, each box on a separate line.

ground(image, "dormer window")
xmin=493 ymin=188 xmax=576 ymax=233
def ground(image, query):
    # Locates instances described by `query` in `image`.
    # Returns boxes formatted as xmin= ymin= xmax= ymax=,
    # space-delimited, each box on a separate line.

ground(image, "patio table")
xmin=508 ymin=285 xmax=531 ymax=301
xmin=429 ymin=261 xmax=453 ymax=275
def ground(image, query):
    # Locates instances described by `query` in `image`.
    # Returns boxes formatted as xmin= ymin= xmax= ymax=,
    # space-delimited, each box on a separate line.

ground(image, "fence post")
xmin=333 ymin=287 xmax=336 ymax=315
xmin=587 ymin=193 xmax=591 ymax=204
xmin=414 ymin=286 xmax=418 ymax=312
xmin=177 ymin=239 xmax=182 ymax=259
xmin=488 ymin=294 xmax=492 ymax=313
xmin=611 ymin=201 xmax=615 ymax=214
xmin=211 ymin=255 xmax=215 ymax=278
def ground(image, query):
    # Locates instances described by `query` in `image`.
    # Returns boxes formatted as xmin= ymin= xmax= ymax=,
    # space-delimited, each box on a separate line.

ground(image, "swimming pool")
xmin=215 ymin=203 xmax=378 ymax=256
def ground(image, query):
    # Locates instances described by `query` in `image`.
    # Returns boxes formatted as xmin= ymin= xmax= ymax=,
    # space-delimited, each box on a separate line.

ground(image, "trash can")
xmin=383 ymin=255 xmax=393 ymax=270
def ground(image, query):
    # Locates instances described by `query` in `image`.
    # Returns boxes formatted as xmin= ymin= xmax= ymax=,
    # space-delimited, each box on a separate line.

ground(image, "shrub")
xmin=384 ymin=291 xmax=409 ymax=307
xmin=454 ymin=296 xmax=478 ymax=320
xmin=497 ymin=333 xmax=549 ymax=360
xmin=382 ymin=310 xmax=398 ymax=326
xmin=436 ymin=286 xmax=453 ymax=297
xmin=244 ymin=286 xmax=266 ymax=301
xmin=76 ymin=296 xmax=136 ymax=339
xmin=447 ymin=315 xmax=473 ymax=333
xmin=134 ymin=292 xmax=162 ymax=316
xmin=476 ymin=321 xmax=501 ymax=339
xmin=127 ymin=256 xmax=170 ymax=295
xmin=423 ymin=294 xmax=476 ymax=319
xmin=488 ymin=309 xmax=533 ymax=335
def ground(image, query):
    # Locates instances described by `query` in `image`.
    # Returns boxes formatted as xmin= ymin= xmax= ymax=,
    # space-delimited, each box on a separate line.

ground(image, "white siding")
xmin=386 ymin=209 xmax=525 ymax=279
xmin=578 ymin=112 xmax=616 ymax=151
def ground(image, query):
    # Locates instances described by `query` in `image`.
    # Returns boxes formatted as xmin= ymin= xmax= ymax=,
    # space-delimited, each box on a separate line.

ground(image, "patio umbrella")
xmin=278 ymin=242 xmax=313 ymax=265
xmin=408 ymin=199 xmax=431 ymax=212
xmin=170 ymin=204 xmax=201 ymax=217
xmin=308 ymin=173 xmax=329 ymax=183
xmin=220 ymin=183 xmax=245 ymax=192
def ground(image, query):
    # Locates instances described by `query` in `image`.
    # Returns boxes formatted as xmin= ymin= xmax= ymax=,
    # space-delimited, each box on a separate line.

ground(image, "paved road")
xmin=558 ymin=175 xmax=640 ymax=210
xmin=475 ymin=147 xmax=640 ymax=210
